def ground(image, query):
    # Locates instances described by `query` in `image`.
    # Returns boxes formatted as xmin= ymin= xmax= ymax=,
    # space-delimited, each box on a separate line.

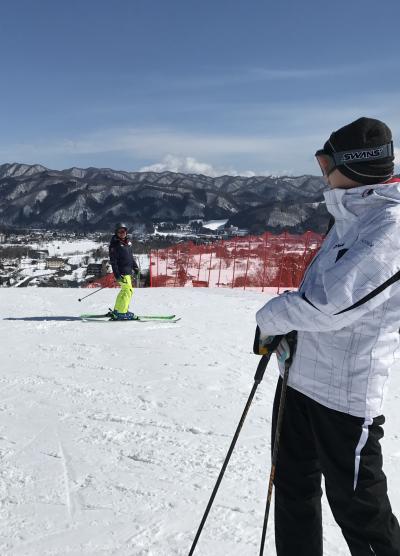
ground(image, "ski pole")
xmin=187 ymin=335 xmax=282 ymax=556
xmin=78 ymin=286 xmax=107 ymax=302
xmin=259 ymin=355 xmax=291 ymax=555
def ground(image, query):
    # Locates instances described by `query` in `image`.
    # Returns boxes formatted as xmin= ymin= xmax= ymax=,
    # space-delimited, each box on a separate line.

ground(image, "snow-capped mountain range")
xmin=0 ymin=163 xmax=328 ymax=233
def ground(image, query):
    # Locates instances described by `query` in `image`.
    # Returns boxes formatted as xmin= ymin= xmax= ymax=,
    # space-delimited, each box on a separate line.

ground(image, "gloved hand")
xmin=276 ymin=336 xmax=291 ymax=364
xmin=253 ymin=327 xmax=297 ymax=364
xmin=277 ymin=331 xmax=298 ymax=365
xmin=253 ymin=326 xmax=282 ymax=355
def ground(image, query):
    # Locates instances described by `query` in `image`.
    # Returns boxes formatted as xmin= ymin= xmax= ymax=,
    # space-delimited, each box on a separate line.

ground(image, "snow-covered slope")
xmin=1 ymin=288 xmax=399 ymax=555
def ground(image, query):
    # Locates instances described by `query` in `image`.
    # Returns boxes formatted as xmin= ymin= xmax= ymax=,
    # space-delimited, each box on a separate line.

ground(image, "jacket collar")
xmin=323 ymin=180 xmax=400 ymax=238
xmin=324 ymin=180 xmax=400 ymax=221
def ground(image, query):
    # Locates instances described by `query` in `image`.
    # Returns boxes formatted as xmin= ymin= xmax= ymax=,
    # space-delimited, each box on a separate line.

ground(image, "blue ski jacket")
xmin=109 ymin=235 xmax=139 ymax=280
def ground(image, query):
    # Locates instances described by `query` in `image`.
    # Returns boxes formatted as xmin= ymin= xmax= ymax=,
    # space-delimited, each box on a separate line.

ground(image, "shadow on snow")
xmin=3 ymin=316 xmax=82 ymax=322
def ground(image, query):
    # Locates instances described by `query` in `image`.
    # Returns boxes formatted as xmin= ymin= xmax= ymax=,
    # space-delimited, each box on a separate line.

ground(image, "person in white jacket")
xmin=256 ymin=117 xmax=400 ymax=556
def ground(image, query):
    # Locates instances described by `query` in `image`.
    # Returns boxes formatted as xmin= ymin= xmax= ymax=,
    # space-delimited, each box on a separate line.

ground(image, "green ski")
xmin=80 ymin=312 xmax=179 ymax=322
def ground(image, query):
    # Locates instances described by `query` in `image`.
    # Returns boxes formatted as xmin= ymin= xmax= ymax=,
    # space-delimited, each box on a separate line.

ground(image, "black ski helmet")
xmin=115 ymin=222 xmax=128 ymax=232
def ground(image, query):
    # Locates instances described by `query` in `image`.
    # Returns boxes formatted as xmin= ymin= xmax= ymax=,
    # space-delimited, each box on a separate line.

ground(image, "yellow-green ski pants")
xmin=114 ymin=275 xmax=134 ymax=313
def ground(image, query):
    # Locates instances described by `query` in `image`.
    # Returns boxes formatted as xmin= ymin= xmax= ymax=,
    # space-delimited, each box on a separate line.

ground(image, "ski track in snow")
xmin=0 ymin=288 xmax=399 ymax=555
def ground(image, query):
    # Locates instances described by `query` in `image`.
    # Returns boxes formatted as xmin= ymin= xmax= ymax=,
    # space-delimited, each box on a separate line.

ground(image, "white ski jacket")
xmin=256 ymin=179 xmax=400 ymax=418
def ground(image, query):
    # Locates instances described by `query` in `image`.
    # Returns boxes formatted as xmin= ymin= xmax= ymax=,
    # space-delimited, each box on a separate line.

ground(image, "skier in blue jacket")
xmin=109 ymin=223 xmax=139 ymax=320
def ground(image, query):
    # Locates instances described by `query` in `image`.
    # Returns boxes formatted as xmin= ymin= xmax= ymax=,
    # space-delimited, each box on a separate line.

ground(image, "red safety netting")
xmin=149 ymin=231 xmax=324 ymax=291
xmin=85 ymin=273 xmax=118 ymax=288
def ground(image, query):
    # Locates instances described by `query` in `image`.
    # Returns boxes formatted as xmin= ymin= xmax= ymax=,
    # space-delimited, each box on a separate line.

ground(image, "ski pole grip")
xmin=253 ymin=335 xmax=283 ymax=384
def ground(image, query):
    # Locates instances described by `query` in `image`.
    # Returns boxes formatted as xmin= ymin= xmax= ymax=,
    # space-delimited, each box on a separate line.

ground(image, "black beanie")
xmin=322 ymin=117 xmax=394 ymax=185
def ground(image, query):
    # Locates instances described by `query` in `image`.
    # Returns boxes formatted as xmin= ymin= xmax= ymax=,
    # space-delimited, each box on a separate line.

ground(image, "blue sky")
xmin=1 ymin=0 xmax=400 ymax=176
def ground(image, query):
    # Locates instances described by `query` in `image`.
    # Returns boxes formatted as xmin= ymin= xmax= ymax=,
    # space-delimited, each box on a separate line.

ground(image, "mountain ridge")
xmin=0 ymin=162 xmax=329 ymax=233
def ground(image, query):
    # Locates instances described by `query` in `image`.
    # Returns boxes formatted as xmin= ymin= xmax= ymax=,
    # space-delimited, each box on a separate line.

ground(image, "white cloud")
xmin=140 ymin=155 xmax=218 ymax=176
xmin=139 ymin=155 xmax=259 ymax=177
xmin=0 ymin=128 xmax=303 ymax=175
xmin=2 ymin=94 xmax=400 ymax=177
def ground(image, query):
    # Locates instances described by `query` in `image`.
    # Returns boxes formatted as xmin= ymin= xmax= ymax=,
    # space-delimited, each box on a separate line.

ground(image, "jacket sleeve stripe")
xmin=301 ymin=292 xmax=321 ymax=311
xmin=334 ymin=269 xmax=400 ymax=315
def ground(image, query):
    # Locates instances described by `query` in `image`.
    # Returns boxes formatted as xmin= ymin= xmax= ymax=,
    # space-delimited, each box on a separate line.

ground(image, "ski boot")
xmin=125 ymin=311 xmax=137 ymax=320
xmin=109 ymin=309 xmax=137 ymax=321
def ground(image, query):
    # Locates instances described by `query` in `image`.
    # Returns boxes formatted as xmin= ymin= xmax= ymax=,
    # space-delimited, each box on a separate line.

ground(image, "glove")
xmin=253 ymin=327 xmax=297 ymax=364
xmin=276 ymin=337 xmax=291 ymax=364
xmin=253 ymin=326 xmax=282 ymax=355
xmin=276 ymin=331 xmax=298 ymax=366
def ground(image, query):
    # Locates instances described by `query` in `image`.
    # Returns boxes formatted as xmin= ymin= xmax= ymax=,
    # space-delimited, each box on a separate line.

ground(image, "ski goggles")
xmin=315 ymin=141 xmax=394 ymax=176
xmin=314 ymin=150 xmax=336 ymax=176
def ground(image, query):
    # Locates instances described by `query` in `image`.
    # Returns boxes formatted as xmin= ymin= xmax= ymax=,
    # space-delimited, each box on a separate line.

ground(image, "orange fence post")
xmin=173 ymin=246 xmax=179 ymax=287
xmin=149 ymin=251 xmax=153 ymax=287
xmin=231 ymin=238 xmax=238 ymax=288
xmin=261 ymin=232 xmax=269 ymax=293
xmin=165 ymin=248 xmax=169 ymax=284
xmin=197 ymin=247 xmax=202 ymax=281
xmin=185 ymin=244 xmax=191 ymax=283
xmin=217 ymin=245 xmax=223 ymax=288
xmin=301 ymin=231 xmax=311 ymax=278
xmin=277 ymin=231 xmax=288 ymax=294
xmin=243 ymin=237 xmax=251 ymax=290
xmin=207 ymin=250 xmax=213 ymax=286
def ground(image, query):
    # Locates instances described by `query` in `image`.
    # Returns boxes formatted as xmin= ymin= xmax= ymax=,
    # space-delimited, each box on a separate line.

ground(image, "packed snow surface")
xmin=1 ymin=288 xmax=399 ymax=555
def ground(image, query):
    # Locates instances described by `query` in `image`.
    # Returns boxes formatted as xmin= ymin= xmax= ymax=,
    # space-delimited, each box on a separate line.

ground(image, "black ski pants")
xmin=272 ymin=378 xmax=400 ymax=556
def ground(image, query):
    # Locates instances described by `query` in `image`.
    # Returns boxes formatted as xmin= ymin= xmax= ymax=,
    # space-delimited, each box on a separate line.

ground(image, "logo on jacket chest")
xmin=331 ymin=242 xmax=348 ymax=262
xmin=335 ymin=248 xmax=348 ymax=262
